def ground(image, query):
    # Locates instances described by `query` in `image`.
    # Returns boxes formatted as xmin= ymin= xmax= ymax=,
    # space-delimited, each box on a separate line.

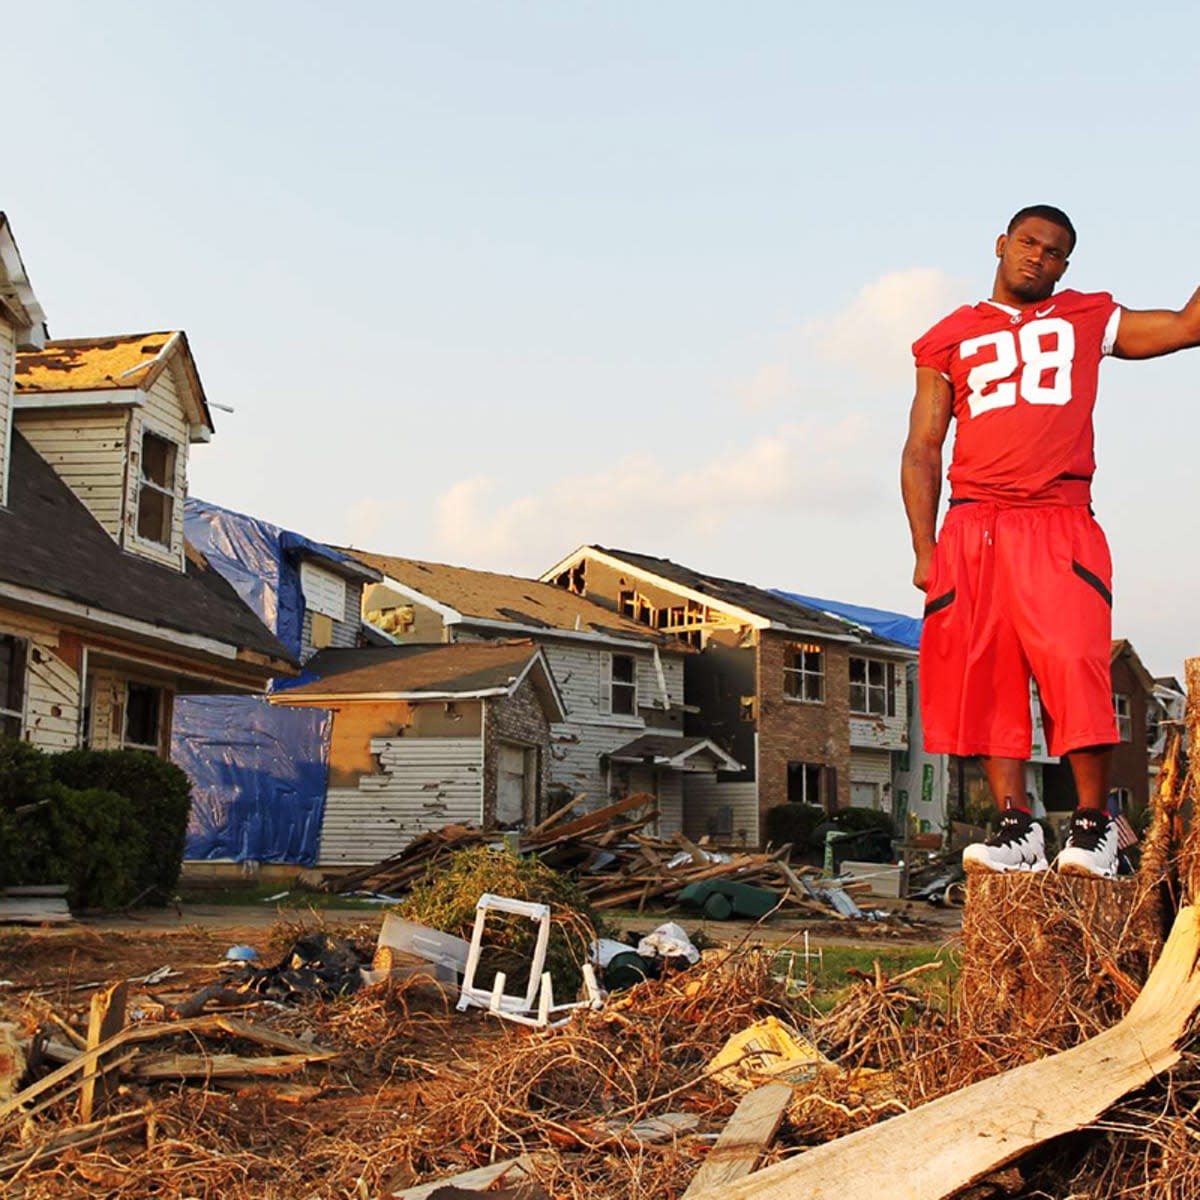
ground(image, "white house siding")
xmin=300 ymin=574 xmax=361 ymax=658
xmin=849 ymin=749 xmax=893 ymax=810
xmin=848 ymin=661 xmax=909 ymax=752
xmin=123 ymin=366 xmax=190 ymax=571
xmin=16 ymin=409 xmax=129 ymax=541
xmin=319 ymin=737 xmax=482 ymax=866
xmin=657 ymin=772 xmax=684 ymax=838
xmin=0 ymin=315 xmax=13 ymax=507
xmin=0 ymin=611 xmax=80 ymax=751
xmin=682 ymin=776 xmax=760 ymax=848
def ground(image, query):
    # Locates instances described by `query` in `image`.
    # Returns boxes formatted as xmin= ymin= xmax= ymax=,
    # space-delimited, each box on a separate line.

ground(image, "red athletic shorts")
xmin=919 ymin=502 xmax=1118 ymax=759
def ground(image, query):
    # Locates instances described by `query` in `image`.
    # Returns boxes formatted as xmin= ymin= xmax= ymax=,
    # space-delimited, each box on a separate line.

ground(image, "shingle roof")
xmin=274 ymin=640 xmax=545 ymax=699
xmin=592 ymin=546 xmax=895 ymax=643
xmin=342 ymin=549 xmax=666 ymax=644
xmin=0 ymin=432 xmax=293 ymax=674
xmin=16 ymin=332 xmax=175 ymax=392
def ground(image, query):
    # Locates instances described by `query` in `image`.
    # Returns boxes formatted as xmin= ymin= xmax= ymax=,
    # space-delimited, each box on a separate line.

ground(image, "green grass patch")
xmin=774 ymin=942 xmax=957 ymax=1013
xmin=175 ymin=882 xmax=387 ymax=910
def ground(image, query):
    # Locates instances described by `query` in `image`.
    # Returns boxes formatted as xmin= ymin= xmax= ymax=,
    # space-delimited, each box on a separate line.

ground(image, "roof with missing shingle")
xmin=16 ymin=332 xmax=177 ymax=392
xmin=0 ymin=431 xmax=294 ymax=673
xmin=343 ymin=548 xmax=668 ymax=645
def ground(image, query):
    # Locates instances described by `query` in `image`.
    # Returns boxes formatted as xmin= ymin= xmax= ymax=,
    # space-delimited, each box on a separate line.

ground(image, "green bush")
xmin=829 ymin=806 xmax=897 ymax=839
xmin=49 ymin=748 xmax=191 ymax=902
xmin=0 ymin=737 xmax=52 ymax=810
xmin=763 ymin=803 xmax=825 ymax=853
xmin=31 ymin=782 xmax=146 ymax=910
xmin=399 ymin=845 xmax=604 ymax=996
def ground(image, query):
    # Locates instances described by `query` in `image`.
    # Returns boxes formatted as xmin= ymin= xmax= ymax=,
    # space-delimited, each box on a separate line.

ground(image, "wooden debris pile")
xmin=327 ymin=792 xmax=877 ymax=923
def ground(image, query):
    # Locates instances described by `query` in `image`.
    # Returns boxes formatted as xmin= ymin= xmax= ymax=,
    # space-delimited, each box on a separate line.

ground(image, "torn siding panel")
xmin=300 ymin=568 xmax=361 ymax=660
xmin=318 ymin=737 xmax=483 ymax=866
xmin=0 ymin=610 xmax=81 ymax=751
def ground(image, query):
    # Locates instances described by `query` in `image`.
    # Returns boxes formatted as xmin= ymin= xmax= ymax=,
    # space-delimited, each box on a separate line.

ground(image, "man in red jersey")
xmin=901 ymin=205 xmax=1200 ymax=877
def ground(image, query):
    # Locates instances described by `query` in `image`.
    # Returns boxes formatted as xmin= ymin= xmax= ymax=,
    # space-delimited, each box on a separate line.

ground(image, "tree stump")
xmin=958 ymin=873 xmax=1164 ymax=1049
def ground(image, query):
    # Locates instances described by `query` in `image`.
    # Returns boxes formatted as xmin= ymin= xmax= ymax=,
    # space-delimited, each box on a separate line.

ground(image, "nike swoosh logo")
xmin=1034 ymin=305 xmax=1056 ymax=317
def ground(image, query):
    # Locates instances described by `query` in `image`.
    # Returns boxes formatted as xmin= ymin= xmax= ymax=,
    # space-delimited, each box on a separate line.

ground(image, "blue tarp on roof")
xmin=174 ymin=498 xmax=351 ymax=864
xmin=772 ymin=591 xmax=923 ymax=649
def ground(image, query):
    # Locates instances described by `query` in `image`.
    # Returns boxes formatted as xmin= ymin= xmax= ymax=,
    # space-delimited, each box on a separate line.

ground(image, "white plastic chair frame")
xmin=456 ymin=892 xmax=603 ymax=1027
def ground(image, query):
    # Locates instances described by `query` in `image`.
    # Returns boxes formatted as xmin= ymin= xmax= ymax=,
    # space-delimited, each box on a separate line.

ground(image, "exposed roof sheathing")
xmin=15 ymin=332 xmax=176 ymax=392
xmin=344 ymin=549 xmax=665 ymax=644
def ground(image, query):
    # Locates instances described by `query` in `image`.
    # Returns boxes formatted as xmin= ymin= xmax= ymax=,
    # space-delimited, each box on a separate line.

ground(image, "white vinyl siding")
xmin=16 ymin=409 xmax=129 ymax=540
xmin=848 ymin=657 xmax=910 ymax=751
xmin=318 ymin=737 xmax=483 ymax=866
xmin=0 ymin=612 xmax=81 ymax=752
xmin=125 ymin=367 xmax=189 ymax=569
xmin=849 ymin=749 xmax=892 ymax=810
xmin=681 ymin=776 xmax=759 ymax=848
xmin=0 ymin=316 xmax=13 ymax=507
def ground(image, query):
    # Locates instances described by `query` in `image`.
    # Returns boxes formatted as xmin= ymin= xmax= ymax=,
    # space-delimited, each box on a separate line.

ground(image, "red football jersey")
xmin=912 ymin=289 xmax=1121 ymax=505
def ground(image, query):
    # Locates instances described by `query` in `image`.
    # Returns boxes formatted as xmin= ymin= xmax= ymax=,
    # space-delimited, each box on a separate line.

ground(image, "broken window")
xmin=0 ymin=635 xmax=26 ymax=739
xmin=783 ymin=642 xmax=824 ymax=703
xmin=849 ymin=658 xmax=897 ymax=717
xmin=607 ymin=654 xmax=637 ymax=716
xmin=551 ymin=562 xmax=587 ymax=595
xmin=136 ymin=430 xmax=178 ymax=546
xmin=787 ymin=761 xmax=823 ymax=806
xmin=124 ymin=683 xmax=164 ymax=752
xmin=1113 ymin=693 xmax=1132 ymax=743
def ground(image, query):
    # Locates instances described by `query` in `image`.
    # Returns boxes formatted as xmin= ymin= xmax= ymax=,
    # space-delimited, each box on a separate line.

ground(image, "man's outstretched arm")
xmin=901 ymin=367 xmax=953 ymax=592
xmin=1113 ymin=285 xmax=1200 ymax=359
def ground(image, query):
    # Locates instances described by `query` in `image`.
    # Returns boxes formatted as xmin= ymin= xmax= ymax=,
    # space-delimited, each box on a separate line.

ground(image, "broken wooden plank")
xmin=132 ymin=1052 xmax=322 ymax=1079
xmin=80 ymin=980 xmax=127 ymax=1122
xmin=392 ymin=1154 xmax=541 ymax=1199
xmin=527 ymin=792 xmax=586 ymax=837
xmin=524 ymin=793 xmax=654 ymax=846
xmin=0 ymin=1105 xmax=151 ymax=1179
xmin=683 ymin=1083 xmax=792 ymax=1196
xmin=687 ymin=902 xmax=1200 ymax=1200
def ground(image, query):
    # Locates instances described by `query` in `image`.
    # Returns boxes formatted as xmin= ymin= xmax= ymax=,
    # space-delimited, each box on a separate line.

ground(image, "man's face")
xmin=995 ymin=217 xmax=1072 ymax=302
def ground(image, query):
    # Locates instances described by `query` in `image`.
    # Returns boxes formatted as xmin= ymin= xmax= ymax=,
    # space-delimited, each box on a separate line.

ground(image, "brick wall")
xmin=756 ymin=630 xmax=851 ymax=820
xmin=483 ymin=673 xmax=552 ymax=826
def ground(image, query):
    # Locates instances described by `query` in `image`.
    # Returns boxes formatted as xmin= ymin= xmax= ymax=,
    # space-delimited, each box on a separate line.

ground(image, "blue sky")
xmin=5 ymin=1 xmax=1199 ymax=676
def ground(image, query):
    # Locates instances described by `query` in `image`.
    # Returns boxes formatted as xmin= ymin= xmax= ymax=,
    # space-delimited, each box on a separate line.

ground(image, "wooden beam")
xmin=682 ymin=1083 xmax=791 ymax=1196
xmin=392 ymin=1154 xmax=542 ymax=1199
xmin=79 ymin=980 xmax=127 ymax=1122
xmin=686 ymin=903 xmax=1200 ymax=1200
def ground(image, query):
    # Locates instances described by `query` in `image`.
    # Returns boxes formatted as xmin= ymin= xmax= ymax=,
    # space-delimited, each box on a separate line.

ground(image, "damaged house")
xmin=342 ymin=550 xmax=741 ymax=845
xmin=541 ymin=546 xmax=917 ymax=846
xmin=0 ymin=214 xmax=293 ymax=757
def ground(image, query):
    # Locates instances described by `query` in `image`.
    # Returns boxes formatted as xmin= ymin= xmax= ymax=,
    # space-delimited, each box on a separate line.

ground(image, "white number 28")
xmin=960 ymin=318 xmax=1075 ymax=417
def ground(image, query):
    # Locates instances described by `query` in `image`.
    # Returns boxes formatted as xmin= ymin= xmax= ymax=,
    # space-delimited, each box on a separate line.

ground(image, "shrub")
xmin=763 ymin=803 xmax=826 ymax=854
xmin=49 ymin=749 xmax=192 ymax=902
xmin=0 ymin=737 xmax=52 ymax=810
xmin=16 ymin=782 xmax=146 ymax=910
xmin=829 ymin=806 xmax=897 ymax=839
xmin=399 ymin=845 xmax=605 ymax=996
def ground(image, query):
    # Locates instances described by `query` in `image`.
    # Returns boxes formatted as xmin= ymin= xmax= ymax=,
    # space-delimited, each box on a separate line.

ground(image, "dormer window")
xmin=136 ymin=431 xmax=177 ymax=546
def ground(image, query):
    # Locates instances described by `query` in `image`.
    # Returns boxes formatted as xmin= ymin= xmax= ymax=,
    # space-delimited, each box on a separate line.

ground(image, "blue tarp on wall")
xmin=772 ymin=591 xmax=923 ymax=649
xmin=173 ymin=498 xmax=350 ymax=864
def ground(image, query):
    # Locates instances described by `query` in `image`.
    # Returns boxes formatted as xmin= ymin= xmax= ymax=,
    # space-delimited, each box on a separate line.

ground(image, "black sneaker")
xmin=962 ymin=807 xmax=1048 ymax=874
xmin=1054 ymin=809 xmax=1118 ymax=878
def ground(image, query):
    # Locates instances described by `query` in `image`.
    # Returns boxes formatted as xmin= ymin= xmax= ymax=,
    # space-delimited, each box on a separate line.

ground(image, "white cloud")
xmin=803 ymin=267 xmax=970 ymax=387
xmin=431 ymin=416 xmax=888 ymax=571
xmin=734 ymin=363 xmax=795 ymax=410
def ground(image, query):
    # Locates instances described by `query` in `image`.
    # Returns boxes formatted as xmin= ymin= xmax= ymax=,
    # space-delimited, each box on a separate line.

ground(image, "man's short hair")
xmin=1008 ymin=205 xmax=1077 ymax=253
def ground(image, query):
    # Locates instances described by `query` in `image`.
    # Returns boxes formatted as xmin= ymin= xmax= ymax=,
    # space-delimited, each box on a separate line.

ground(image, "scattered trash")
xmin=707 ymin=1016 xmax=829 ymax=1091
xmin=636 ymin=921 xmax=701 ymax=966
xmin=224 ymin=945 xmax=259 ymax=962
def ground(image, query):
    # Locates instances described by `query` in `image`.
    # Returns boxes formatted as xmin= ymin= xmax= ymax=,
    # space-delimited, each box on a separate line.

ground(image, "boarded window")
xmin=136 ymin=431 xmax=178 ymax=546
xmin=849 ymin=658 xmax=897 ymax=717
xmin=783 ymin=643 xmax=824 ymax=703
xmin=300 ymin=561 xmax=347 ymax=620
xmin=0 ymin=635 xmax=27 ymax=739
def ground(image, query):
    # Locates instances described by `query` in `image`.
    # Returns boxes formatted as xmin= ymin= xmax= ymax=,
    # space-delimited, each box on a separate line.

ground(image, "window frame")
xmin=787 ymin=760 xmax=823 ymax=806
xmin=606 ymin=653 xmax=638 ymax=717
xmin=122 ymin=681 xmax=165 ymax=754
xmin=134 ymin=428 xmax=179 ymax=549
xmin=849 ymin=656 xmax=897 ymax=717
xmin=783 ymin=642 xmax=825 ymax=704
xmin=0 ymin=634 xmax=27 ymax=740
xmin=1113 ymin=693 xmax=1132 ymax=743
